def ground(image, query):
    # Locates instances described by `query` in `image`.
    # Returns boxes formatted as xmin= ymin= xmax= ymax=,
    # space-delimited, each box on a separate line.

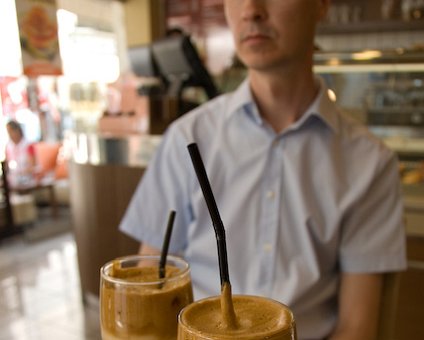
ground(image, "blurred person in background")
xmin=5 ymin=119 xmax=39 ymax=186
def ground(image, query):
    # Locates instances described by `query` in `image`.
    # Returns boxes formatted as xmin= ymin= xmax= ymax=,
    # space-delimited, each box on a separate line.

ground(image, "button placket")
xmin=257 ymin=139 xmax=283 ymax=292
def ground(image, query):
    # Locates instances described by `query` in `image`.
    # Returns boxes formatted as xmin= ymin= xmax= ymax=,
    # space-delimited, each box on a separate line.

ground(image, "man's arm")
xmin=328 ymin=273 xmax=382 ymax=340
xmin=139 ymin=243 xmax=161 ymax=255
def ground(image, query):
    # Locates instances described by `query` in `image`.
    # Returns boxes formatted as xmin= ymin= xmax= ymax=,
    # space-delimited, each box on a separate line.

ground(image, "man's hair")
xmin=6 ymin=119 xmax=23 ymax=137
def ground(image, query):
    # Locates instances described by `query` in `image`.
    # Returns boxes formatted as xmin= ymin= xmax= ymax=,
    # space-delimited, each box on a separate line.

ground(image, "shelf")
xmin=382 ymin=137 xmax=424 ymax=155
xmin=367 ymin=110 xmax=424 ymax=126
xmin=313 ymin=48 xmax=424 ymax=74
xmin=368 ymin=107 xmax=424 ymax=114
xmin=318 ymin=19 xmax=424 ymax=35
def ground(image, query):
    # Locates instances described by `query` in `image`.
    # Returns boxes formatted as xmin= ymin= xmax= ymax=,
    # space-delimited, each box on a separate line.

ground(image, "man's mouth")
xmin=239 ymin=25 xmax=274 ymax=44
xmin=240 ymin=33 xmax=270 ymax=46
xmin=243 ymin=33 xmax=268 ymax=40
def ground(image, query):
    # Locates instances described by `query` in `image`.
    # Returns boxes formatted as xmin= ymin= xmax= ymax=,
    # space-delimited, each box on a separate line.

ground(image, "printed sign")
xmin=15 ymin=0 xmax=62 ymax=76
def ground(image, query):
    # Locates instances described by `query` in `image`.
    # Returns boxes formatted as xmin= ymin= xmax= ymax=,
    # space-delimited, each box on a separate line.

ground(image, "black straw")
xmin=187 ymin=143 xmax=230 ymax=285
xmin=159 ymin=210 xmax=176 ymax=280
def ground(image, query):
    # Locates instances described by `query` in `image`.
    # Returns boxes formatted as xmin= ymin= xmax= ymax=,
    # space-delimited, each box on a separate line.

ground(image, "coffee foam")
xmin=179 ymin=295 xmax=295 ymax=340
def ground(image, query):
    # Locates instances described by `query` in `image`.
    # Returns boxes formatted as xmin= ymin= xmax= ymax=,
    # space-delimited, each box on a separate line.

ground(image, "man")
xmin=120 ymin=1 xmax=407 ymax=339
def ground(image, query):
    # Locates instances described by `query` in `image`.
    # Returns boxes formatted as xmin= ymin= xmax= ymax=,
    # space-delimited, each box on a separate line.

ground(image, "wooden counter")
xmin=395 ymin=191 xmax=424 ymax=338
xmin=70 ymin=162 xmax=143 ymax=301
xmin=68 ymin=134 xmax=161 ymax=302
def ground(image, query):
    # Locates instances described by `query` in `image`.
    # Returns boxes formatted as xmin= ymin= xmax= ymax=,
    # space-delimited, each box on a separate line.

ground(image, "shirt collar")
xmin=225 ymin=79 xmax=254 ymax=120
xmin=302 ymin=76 xmax=339 ymax=133
xmin=225 ymin=76 xmax=340 ymax=133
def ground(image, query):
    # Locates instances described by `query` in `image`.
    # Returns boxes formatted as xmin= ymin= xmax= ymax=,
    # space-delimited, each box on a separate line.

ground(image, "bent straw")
xmin=187 ymin=143 xmax=230 ymax=285
xmin=159 ymin=210 xmax=177 ymax=280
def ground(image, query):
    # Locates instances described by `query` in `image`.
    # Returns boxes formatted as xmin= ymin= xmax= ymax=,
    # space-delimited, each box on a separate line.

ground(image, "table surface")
xmin=9 ymin=177 xmax=55 ymax=193
xmin=7 ymin=176 xmax=58 ymax=219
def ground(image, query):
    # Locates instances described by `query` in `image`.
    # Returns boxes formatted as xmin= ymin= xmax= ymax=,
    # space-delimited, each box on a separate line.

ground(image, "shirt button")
xmin=266 ymin=191 xmax=275 ymax=199
xmin=263 ymin=243 xmax=273 ymax=252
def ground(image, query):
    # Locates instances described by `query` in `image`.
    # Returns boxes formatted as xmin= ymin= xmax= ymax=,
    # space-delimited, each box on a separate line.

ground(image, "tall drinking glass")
xmin=100 ymin=254 xmax=193 ymax=340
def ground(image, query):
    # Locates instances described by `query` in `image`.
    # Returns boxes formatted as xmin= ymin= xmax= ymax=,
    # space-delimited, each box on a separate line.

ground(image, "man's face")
xmin=224 ymin=0 xmax=329 ymax=71
xmin=6 ymin=126 xmax=21 ymax=144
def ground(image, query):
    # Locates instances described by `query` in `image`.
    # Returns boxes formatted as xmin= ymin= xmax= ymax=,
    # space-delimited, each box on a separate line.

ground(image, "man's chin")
xmin=240 ymin=51 xmax=311 ymax=73
xmin=240 ymin=57 xmax=284 ymax=72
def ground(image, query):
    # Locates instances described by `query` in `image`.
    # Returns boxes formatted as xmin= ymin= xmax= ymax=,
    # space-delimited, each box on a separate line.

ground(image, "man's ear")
xmin=317 ymin=0 xmax=331 ymax=21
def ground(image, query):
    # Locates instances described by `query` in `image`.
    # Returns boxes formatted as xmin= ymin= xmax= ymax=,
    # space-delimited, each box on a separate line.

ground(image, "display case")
xmin=317 ymin=0 xmax=424 ymax=34
xmin=314 ymin=49 xmax=424 ymax=196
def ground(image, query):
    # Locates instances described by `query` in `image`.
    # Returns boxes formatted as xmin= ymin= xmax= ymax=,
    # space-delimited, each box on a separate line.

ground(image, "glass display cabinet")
xmin=314 ymin=48 xmax=424 ymax=237
xmin=314 ymin=49 xmax=424 ymax=194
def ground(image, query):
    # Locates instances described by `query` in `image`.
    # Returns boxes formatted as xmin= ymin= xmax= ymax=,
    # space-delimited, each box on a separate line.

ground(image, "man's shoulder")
xmin=335 ymin=109 xmax=395 ymax=163
xmin=170 ymin=91 xmax=236 ymax=133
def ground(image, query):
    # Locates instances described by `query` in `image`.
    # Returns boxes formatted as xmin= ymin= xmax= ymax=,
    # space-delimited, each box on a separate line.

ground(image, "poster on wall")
xmin=15 ymin=0 xmax=62 ymax=77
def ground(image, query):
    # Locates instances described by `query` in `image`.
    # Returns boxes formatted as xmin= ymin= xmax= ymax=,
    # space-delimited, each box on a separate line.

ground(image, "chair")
xmin=0 ymin=161 xmax=15 ymax=235
xmin=10 ymin=193 xmax=38 ymax=225
xmin=377 ymin=272 xmax=401 ymax=340
xmin=33 ymin=142 xmax=70 ymax=206
xmin=0 ymin=161 xmax=37 ymax=235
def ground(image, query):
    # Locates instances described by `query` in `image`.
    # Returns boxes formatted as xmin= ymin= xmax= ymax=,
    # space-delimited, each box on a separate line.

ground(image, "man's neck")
xmin=248 ymin=67 xmax=318 ymax=133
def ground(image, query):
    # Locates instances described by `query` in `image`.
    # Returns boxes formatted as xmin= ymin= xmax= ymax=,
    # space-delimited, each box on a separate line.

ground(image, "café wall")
xmin=123 ymin=0 xmax=166 ymax=47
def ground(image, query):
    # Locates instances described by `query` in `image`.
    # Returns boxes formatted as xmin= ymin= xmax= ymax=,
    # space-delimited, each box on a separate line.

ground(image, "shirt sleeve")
xmin=339 ymin=150 xmax=407 ymax=273
xmin=119 ymin=125 xmax=193 ymax=253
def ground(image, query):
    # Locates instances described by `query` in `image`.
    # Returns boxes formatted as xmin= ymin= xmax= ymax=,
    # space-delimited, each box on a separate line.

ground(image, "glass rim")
xmin=100 ymin=254 xmax=190 ymax=286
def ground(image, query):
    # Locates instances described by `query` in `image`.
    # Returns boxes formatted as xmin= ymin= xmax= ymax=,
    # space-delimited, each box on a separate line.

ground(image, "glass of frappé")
xmin=100 ymin=254 xmax=193 ymax=340
xmin=177 ymin=293 xmax=297 ymax=340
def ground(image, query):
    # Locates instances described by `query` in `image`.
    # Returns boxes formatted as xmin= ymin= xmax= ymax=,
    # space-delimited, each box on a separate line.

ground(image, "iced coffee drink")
xmin=100 ymin=255 xmax=193 ymax=340
xmin=178 ymin=289 xmax=296 ymax=339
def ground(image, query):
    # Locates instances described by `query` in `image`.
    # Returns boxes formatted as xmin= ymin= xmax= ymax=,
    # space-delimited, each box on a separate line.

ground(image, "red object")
xmin=0 ymin=77 xmax=29 ymax=117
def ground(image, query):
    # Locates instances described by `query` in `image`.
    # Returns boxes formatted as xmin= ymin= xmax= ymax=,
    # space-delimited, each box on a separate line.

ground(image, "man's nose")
xmin=241 ymin=0 xmax=268 ymax=21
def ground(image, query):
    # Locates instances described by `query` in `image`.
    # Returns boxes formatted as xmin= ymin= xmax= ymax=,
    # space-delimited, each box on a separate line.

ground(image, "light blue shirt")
xmin=120 ymin=78 xmax=407 ymax=340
